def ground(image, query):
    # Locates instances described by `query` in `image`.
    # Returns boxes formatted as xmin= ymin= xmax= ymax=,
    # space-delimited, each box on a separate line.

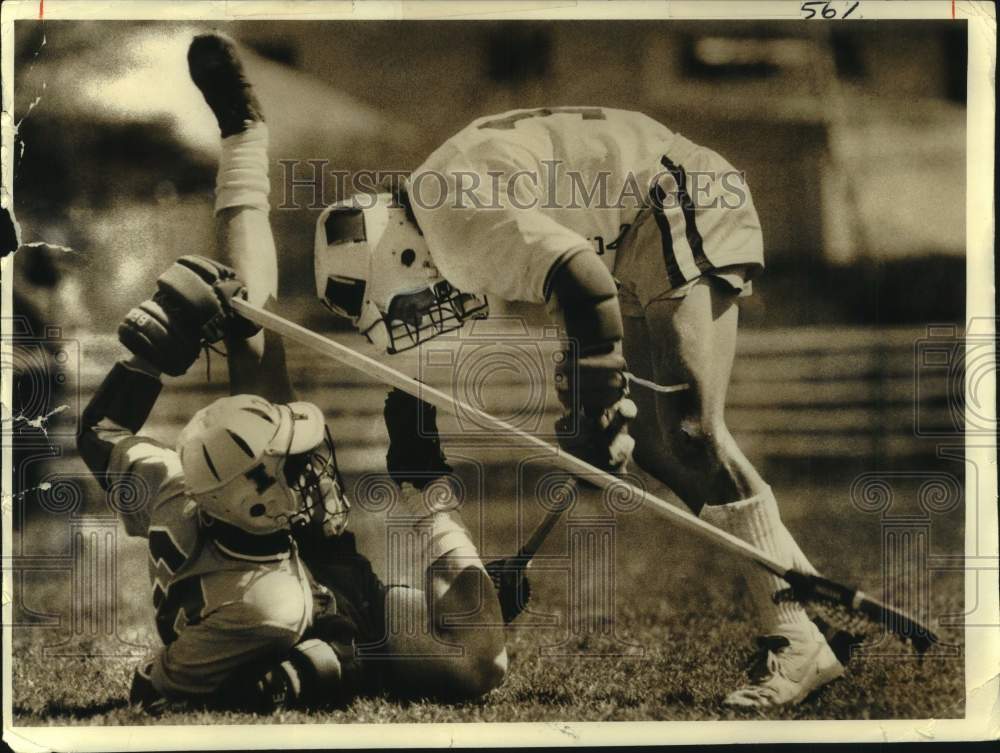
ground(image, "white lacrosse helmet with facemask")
xmin=177 ymin=395 xmax=349 ymax=537
xmin=314 ymin=192 xmax=488 ymax=354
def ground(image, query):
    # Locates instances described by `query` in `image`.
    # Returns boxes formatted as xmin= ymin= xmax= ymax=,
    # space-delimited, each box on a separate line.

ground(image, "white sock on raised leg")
xmin=215 ymin=121 xmax=270 ymax=214
xmin=389 ymin=479 xmax=484 ymax=579
xmin=700 ymin=488 xmax=818 ymax=634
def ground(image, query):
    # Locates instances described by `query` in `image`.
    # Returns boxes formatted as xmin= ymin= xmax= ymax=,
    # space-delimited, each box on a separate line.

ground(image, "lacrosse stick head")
xmin=778 ymin=569 xmax=938 ymax=656
xmin=314 ymin=192 xmax=488 ymax=354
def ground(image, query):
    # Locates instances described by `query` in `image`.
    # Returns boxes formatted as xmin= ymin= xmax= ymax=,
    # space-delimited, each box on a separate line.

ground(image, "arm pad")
xmin=78 ymin=361 xmax=163 ymax=486
xmin=545 ymin=251 xmax=623 ymax=356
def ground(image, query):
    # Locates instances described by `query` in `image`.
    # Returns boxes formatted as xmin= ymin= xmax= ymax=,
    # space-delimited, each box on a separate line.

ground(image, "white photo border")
xmin=1 ymin=0 xmax=995 ymax=749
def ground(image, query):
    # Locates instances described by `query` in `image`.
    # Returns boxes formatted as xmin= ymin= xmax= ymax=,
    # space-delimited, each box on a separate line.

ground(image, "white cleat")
xmin=724 ymin=622 xmax=845 ymax=708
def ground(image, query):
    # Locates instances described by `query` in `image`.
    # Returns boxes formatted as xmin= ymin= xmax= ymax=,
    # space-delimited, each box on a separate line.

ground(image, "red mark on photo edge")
xmin=39 ymin=0 xmax=43 ymax=19
xmin=951 ymin=0 xmax=956 ymax=19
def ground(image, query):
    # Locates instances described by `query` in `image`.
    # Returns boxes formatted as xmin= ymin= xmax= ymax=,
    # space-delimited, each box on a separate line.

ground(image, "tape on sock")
xmin=215 ymin=122 xmax=270 ymax=213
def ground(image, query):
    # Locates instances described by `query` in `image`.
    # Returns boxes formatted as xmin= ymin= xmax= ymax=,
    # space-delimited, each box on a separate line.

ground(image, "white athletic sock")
xmin=700 ymin=488 xmax=818 ymax=634
xmin=391 ymin=480 xmax=483 ymax=571
xmin=215 ymin=122 xmax=270 ymax=214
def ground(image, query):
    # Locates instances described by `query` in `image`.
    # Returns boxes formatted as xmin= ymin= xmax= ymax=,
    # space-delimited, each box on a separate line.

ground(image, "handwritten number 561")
xmin=801 ymin=1 xmax=860 ymax=18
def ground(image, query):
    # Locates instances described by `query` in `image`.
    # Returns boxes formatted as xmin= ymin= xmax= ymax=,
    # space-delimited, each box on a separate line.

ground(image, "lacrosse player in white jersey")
xmin=315 ymin=106 xmax=844 ymax=708
xmin=76 ymin=34 xmax=508 ymax=713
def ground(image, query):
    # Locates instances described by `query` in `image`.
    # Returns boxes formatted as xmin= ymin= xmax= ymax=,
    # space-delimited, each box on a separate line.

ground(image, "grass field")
xmin=11 ymin=473 xmax=966 ymax=726
xmin=9 ymin=327 xmax=967 ymax=725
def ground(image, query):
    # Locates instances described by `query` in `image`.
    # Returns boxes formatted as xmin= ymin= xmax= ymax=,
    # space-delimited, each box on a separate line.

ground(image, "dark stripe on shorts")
xmin=648 ymin=183 xmax=687 ymax=290
xmin=660 ymin=155 xmax=712 ymax=272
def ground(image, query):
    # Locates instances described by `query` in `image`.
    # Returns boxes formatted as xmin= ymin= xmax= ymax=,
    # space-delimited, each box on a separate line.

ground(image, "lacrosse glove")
xmin=554 ymin=350 xmax=637 ymax=475
xmin=118 ymin=255 xmax=260 ymax=376
xmin=384 ymin=388 xmax=453 ymax=489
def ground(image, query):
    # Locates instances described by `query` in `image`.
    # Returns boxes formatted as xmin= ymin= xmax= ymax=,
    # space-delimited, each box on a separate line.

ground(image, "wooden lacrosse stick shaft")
xmin=231 ymin=298 xmax=790 ymax=577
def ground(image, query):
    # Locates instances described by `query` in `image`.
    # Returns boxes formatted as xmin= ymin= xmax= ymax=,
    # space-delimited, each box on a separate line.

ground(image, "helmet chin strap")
xmin=204 ymin=513 xmax=292 ymax=561
xmin=360 ymin=314 xmax=392 ymax=353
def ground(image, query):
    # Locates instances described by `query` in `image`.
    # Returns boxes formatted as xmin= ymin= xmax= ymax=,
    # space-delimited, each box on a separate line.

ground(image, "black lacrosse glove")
xmin=118 ymin=255 xmax=260 ymax=376
xmin=485 ymin=558 xmax=532 ymax=624
xmin=384 ymin=388 xmax=453 ymax=489
xmin=554 ymin=350 xmax=636 ymax=475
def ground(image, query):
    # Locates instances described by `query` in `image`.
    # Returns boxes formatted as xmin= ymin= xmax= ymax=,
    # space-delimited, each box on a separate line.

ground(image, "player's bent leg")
xmin=430 ymin=554 xmax=508 ymax=695
xmin=382 ymin=567 xmax=508 ymax=701
xmin=634 ymin=280 xmax=841 ymax=706
xmin=621 ymin=314 xmax=692 ymax=489
xmin=625 ymin=279 xmax=765 ymax=510
xmin=375 ymin=390 xmax=507 ymax=700
xmin=376 ymin=483 xmax=507 ymax=701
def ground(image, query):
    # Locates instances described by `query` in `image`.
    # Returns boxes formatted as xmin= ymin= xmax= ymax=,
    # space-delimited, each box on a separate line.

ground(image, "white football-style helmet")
xmin=178 ymin=395 xmax=349 ymax=536
xmin=314 ymin=192 xmax=488 ymax=354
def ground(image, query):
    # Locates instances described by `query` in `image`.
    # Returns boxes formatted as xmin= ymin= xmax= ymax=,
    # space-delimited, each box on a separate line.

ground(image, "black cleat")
xmin=384 ymin=388 xmax=452 ymax=490
xmin=187 ymin=33 xmax=264 ymax=137
xmin=811 ymin=615 xmax=865 ymax=665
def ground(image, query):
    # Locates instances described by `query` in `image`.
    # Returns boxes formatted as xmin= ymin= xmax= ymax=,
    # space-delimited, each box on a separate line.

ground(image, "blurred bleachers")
xmin=58 ymin=320 xmax=961 ymax=481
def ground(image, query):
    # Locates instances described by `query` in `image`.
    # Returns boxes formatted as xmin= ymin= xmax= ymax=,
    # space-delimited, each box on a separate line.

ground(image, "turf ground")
xmin=9 ymin=326 xmax=966 ymax=725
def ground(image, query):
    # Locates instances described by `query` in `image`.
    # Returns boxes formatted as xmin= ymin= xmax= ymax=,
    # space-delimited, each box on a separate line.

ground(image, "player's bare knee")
xmin=659 ymin=416 xmax=714 ymax=467
xmin=430 ymin=567 xmax=508 ymax=697
xmin=468 ymin=646 xmax=509 ymax=696
xmin=446 ymin=643 xmax=508 ymax=699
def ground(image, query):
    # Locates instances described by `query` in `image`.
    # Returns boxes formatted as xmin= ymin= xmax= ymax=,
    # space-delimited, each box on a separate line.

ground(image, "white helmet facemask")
xmin=177 ymin=395 xmax=350 ymax=538
xmin=314 ymin=192 xmax=488 ymax=355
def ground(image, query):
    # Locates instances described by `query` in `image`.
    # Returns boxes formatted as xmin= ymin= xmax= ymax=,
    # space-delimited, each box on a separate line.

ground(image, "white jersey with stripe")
xmin=108 ymin=435 xmax=312 ymax=698
xmin=410 ymin=107 xmax=674 ymax=302
xmin=410 ymin=107 xmax=682 ymax=303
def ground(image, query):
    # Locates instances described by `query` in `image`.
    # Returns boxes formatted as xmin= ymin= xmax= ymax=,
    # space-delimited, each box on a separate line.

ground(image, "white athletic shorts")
xmin=612 ymin=134 xmax=765 ymax=318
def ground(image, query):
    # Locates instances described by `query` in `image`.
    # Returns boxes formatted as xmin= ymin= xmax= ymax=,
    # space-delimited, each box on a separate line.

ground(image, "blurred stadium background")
xmin=11 ymin=18 xmax=968 ymax=486
xmin=7 ymin=20 xmax=970 ymax=721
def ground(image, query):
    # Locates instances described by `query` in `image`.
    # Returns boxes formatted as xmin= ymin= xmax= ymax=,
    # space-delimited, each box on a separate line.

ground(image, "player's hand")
xmin=554 ymin=351 xmax=636 ymax=474
xmin=384 ymin=388 xmax=453 ymax=489
xmin=118 ymin=255 xmax=261 ymax=376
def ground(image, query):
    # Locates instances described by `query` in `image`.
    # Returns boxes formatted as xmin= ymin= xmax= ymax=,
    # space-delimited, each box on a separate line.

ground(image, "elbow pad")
xmin=79 ymin=361 xmax=163 ymax=481
xmin=545 ymin=251 xmax=623 ymax=356
xmin=546 ymin=252 xmax=628 ymax=418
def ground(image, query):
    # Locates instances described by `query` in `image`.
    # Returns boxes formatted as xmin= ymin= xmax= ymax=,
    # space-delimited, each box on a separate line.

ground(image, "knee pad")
xmin=285 ymin=638 xmax=349 ymax=707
